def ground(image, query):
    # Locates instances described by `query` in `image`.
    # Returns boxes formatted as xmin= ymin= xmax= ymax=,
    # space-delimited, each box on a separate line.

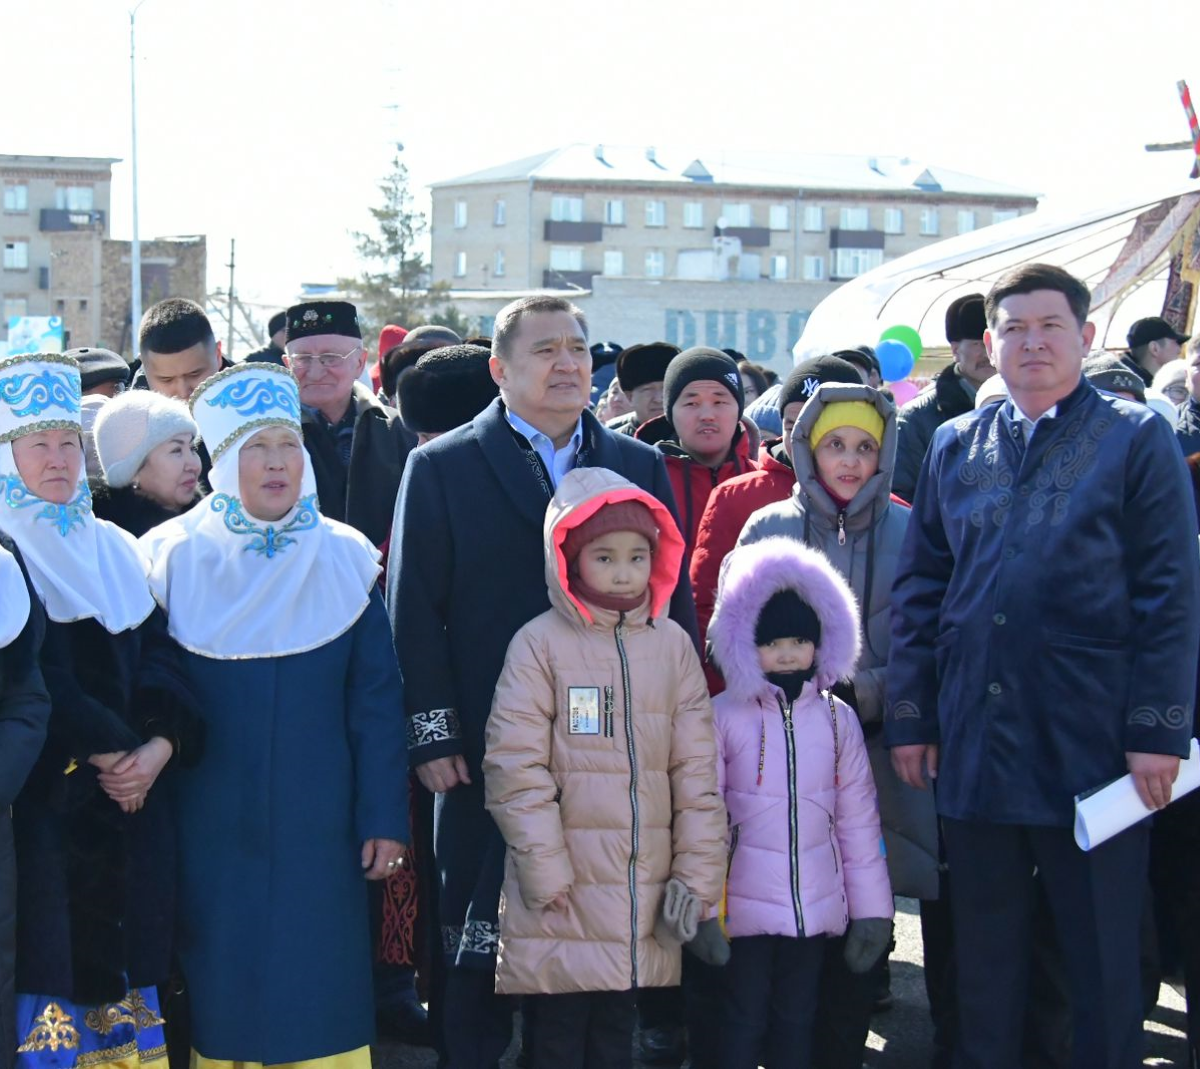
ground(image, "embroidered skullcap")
xmin=285 ymin=299 xmax=362 ymax=342
xmin=189 ymin=362 xmax=302 ymax=463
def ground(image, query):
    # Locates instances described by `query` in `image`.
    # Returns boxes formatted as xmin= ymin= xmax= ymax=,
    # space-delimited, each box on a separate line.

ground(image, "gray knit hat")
xmin=93 ymin=390 xmax=199 ymax=488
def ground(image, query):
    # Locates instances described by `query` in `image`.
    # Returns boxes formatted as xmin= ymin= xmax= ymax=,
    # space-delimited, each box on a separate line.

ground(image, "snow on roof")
xmin=431 ymin=143 xmax=1038 ymax=200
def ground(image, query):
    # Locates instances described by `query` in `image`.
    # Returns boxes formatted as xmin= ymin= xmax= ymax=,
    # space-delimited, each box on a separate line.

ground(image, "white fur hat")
xmin=93 ymin=390 xmax=198 ymax=488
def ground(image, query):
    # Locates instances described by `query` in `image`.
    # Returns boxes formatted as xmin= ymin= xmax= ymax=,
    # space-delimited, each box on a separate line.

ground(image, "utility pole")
xmin=129 ymin=0 xmax=147 ymax=351
xmin=226 ymin=239 xmax=236 ymax=360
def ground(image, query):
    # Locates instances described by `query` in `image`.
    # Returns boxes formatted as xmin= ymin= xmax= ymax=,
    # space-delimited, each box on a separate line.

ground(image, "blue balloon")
xmin=876 ymin=338 xmax=915 ymax=383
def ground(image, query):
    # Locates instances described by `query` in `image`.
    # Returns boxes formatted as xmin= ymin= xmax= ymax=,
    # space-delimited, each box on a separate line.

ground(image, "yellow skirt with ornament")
xmin=189 ymin=1048 xmax=371 ymax=1069
xmin=14 ymin=988 xmax=166 ymax=1069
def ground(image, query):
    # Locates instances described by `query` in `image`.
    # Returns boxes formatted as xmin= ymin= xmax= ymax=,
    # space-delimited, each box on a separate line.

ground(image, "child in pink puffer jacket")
xmin=699 ymin=535 xmax=893 ymax=1069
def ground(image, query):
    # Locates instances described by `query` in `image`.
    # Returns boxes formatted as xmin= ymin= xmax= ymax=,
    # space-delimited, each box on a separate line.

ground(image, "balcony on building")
xmin=714 ymin=226 xmax=770 ymax=248
xmin=542 ymin=269 xmax=595 ymax=290
xmin=829 ymin=228 xmax=885 ymax=249
xmin=543 ymin=220 xmax=604 ymax=242
xmin=40 ymin=208 xmax=106 ymax=232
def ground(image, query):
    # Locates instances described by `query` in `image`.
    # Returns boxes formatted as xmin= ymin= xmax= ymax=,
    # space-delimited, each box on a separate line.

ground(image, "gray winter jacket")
xmin=736 ymin=382 xmax=938 ymax=899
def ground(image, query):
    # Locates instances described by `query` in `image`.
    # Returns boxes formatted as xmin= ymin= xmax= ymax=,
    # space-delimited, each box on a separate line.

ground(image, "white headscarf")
xmin=0 ymin=542 xmax=31 ymax=648
xmin=0 ymin=353 xmax=155 ymax=634
xmin=142 ymin=363 xmax=381 ymax=660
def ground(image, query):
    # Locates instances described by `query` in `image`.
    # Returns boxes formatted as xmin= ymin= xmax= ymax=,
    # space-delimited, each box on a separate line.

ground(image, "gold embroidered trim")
xmin=0 ymin=418 xmax=82 ymax=443
xmin=0 ymin=351 xmax=81 ymax=374
xmin=76 ymin=1039 xmax=138 ymax=1068
xmin=189 ymin=361 xmax=297 ymax=417
xmin=206 ymin=415 xmax=300 ymax=462
xmin=84 ymin=989 xmax=165 ymax=1034
xmin=16 ymin=1001 xmax=80 ymax=1052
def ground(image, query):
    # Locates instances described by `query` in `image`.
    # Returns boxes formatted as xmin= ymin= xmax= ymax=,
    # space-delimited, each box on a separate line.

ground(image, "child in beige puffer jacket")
xmin=484 ymin=466 xmax=726 ymax=1069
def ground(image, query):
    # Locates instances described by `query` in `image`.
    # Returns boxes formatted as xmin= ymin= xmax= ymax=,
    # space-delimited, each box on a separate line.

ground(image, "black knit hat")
xmin=1083 ymin=354 xmax=1146 ymax=403
xmin=67 ymin=347 xmax=131 ymax=392
xmin=755 ymin=590 xmax=821 ymax=646
xmin=396 ymin=344 xmax=499 ymax=435
xmin=945 ymin=294 xmax=986 ymax=343
xmin=285 ymin=300 xmax=362 ymax=342
xmin=778 ymin=355 xmax=862 ymax=414
xmin=267 ymin=311 xmax=287 ymax=337
xmin=663 ymin=347 xmax=744 ymax=427
xmin=616 ymin=342 xmax=679 ymax=392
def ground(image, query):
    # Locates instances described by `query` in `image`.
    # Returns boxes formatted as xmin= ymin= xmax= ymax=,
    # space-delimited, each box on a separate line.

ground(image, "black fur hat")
xmin=396 ymin=344 xmax=498 ymax=435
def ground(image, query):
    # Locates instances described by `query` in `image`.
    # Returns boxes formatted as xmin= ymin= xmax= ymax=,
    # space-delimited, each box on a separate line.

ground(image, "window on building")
xmin=55 ymin=186 xmax=94 ymax=211
xmin=770 ymin=254 xmax=789 ymax=280
xmin=453 ymin=200 xmax=468 ymax=229
xmin=454 ymin=251 xmax=467 ymax=277
xmin=839 ymin=206 xmax=869 ymax=230
xmin=604 ymin=199 xmax=625 ymax=225
xmin=549 ymin=246 xmax=583 ymax=272
xmin=55 ymin=298 xmax=66 ymax=313
xmin=993 ymin=208 xmax=1019 ymax=225
xmin=645 ymin=200 xmax=666 ymax=227
xmin=722 ymin=203 xmax=752 ymax=227
xmin=551 ymin=195 xmax=584 ymax=222
xmin=79 ymin=298 xmax=89 ymax=311
xmin=883 ymin=208 xmax=905 ymax=234
xmin=803 ymin=205 xmax=825 ymax=232
xmin=493 ymin=249 xmax=505 ymax=277
xmin=803 ymin=255 xmax=825 ymax=281
xmin=833 ymin=248 xmax=884 ymax=278
xmin=957 ymin=210 xmax=977 ymax=234
xmin=3 ymin=185 xmax=28 ymax=213
xmin=682 ymin=202 xmax=704 ymax=229
xmin=645 ymin=250 xmax=665 ymax=277
xmin=603 ymin=250 xmax=624 ymax=276
xmin=3 ymin=297 xmax=27 ymax=322
xmin=494 ymin=199 xmax=506 ymax=226
xmin=769 ymin=205 xmax=791 ymax=231
xmin=3 ymin=241 xmax=29 ymax=270
xmin=919 ymin=208 xmax=940 ymax=236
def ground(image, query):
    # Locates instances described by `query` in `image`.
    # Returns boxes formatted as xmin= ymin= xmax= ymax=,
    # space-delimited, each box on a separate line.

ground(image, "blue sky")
xmin=8 ymin=0 xmax=1197 ymax=323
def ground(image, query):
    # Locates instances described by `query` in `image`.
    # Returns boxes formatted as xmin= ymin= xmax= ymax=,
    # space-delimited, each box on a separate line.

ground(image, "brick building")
xmin=1 ymin=153 xmax=206 ymax=355
xmin=429 ymin=144 xmax=1039 ymax=367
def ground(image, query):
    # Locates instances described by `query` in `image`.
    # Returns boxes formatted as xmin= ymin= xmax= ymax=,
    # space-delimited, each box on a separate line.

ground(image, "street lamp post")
xmin=129 ymin=0 xmax=147 ymax=352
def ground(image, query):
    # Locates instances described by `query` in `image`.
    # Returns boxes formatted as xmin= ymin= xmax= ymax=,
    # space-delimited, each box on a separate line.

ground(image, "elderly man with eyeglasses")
xmin=284 ymin=299 xmax=413 ymax=548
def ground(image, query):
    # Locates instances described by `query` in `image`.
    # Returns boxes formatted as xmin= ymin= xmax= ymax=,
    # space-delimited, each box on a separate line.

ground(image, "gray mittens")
xmin=843 ymin=917 xmax=892 ymax=974
xmin=654 ymin=877 xmax=701 ymax=945
xmin=685 ymin=918 xmax=731 ymax=967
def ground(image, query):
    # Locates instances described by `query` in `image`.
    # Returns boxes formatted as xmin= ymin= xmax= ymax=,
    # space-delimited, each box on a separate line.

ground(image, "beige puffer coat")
xmin=484 ymin=467 xmax=726 ymax=996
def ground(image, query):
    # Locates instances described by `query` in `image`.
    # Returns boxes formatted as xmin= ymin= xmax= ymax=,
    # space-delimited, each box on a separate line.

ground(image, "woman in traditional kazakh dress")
xmin=141 ymin=362 xmax=408 ymax=1069
xmin=0 ymin=352 xmax=198 ymax=1068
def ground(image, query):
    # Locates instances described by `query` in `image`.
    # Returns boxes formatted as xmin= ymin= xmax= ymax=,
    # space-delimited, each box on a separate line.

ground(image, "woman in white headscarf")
xmin=0 ymin=352 xmax=198 ymax=1067
xmin=141 ymin=362 xmax=407 ymax=1069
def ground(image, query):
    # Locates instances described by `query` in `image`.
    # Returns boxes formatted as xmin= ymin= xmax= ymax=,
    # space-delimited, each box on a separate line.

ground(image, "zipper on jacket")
xmin=780 ymin=697 xmax=805 ymax=936
xmin=837 ymin=510 xmax=847 ymax=546
xmin=604 ymin=685 xmax=614 ymax=738
xmin=615 ymin=614 xmax=641 ymax=988
xmin=827 ymin=813 xmax=839 ymax=874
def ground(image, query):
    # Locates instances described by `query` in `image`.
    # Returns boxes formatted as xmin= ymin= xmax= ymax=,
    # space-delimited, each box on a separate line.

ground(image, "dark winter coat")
xmin=388 ymin=398 xmax=697 ymax=970
xmin=303 ymin=382 xmax=413 ymax=547
xmin=1175 ymin=397 xmax=1200 ymax=457
xmin=893 ymin=364 xmax=976 ymax=503
xmin=89 ymin=482 xmax=187 ymax=539
xmin=242 ymin=341 xmax=285 ymax=366
xmin=635 ymin=416 xmax=759 ymax=562
xmin=1 ymin=542 xmax=49 ymax=1069
xmin=885 ymin=377 xmax=1200 ymax=826
xmin=14 ymin=609 xmax=200 ymax=1003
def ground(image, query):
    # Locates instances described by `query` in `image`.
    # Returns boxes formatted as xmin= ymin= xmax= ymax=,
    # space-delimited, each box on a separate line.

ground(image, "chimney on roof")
xmin=594 ymin=144 xmax=612 ymax=167
xmin=868 ymin=157 xmax=885 ymax=175
xmin=645 ymin=146 xmax=667 ymax=170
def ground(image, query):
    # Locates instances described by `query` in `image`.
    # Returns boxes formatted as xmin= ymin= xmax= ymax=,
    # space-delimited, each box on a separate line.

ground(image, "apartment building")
xmin=429 ymin=144 xmax=1038 ymax=366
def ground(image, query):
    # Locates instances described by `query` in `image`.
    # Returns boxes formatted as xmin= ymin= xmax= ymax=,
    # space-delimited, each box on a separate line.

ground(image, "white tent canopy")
xmin=796 ymin=186 xmax=1200 ymax=361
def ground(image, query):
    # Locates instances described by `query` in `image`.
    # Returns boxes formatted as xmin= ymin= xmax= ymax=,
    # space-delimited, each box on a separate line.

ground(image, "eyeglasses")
xmin=1163 ymin=384 xmax=1189 ymax=403
xmin=288 ymin=346 xmax=362 ymax=371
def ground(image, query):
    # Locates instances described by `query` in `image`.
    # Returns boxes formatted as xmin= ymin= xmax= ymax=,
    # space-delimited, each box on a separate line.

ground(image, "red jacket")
xmin=691 ymin=439 xmax=795 ymax=693
xmin=635 ymin=417 xmax=759 ymax=563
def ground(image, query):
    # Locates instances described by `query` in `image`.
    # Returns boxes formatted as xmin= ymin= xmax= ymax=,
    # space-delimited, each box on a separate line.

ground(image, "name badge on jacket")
xmin=568 ymin=687 xmax=601 ymax=735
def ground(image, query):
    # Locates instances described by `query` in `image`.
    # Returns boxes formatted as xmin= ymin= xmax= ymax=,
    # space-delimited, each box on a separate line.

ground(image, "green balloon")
xmin=879 ymin=325 xmax=923 ymax=359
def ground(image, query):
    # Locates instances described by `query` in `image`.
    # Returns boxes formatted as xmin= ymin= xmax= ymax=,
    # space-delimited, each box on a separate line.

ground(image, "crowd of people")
xmin=0 ymin=262 xmax=1198 ymax=1069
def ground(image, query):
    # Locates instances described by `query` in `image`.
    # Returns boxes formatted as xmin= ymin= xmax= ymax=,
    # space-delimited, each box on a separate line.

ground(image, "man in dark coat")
xmin=242 ymin=310 xmax=287 ymax=366
xmin=893 ymin=294 xmax=993 ymax=501
xmin=886 ymin=263 xmax=1200 ymax=1069
xmin=284 ymin=299 xmax=412 ymax=548
xmin=1175 ymin=338 xmax=1200 ymax=456
xmin=0 ymin=542 xmax=49 ymax=1069
xmin=388 ymin=294 xmax=696 ymax=1068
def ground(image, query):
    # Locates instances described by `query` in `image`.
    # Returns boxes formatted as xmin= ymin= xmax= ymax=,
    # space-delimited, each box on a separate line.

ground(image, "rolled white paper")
xmin=1074 ymin=738 xmax=1200 ymax=851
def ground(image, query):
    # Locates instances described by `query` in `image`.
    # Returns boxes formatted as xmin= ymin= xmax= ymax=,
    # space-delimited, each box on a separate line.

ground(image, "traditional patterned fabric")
xmin=14 ymin=989 xmax=166 ymax=1069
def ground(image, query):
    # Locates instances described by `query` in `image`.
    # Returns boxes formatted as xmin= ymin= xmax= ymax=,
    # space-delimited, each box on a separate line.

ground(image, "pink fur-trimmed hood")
xmin=707 ymin=536 xmax=861 ymax=699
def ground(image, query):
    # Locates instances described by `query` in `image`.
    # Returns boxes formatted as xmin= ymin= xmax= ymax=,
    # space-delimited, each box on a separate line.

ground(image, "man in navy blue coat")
xmin=885 ymin=263 xmax=1200 ymax=1069
xmin=388 ymin=294 xmax=696 ymax=1068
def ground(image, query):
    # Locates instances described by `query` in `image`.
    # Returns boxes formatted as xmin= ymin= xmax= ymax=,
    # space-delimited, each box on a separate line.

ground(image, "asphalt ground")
xmin=373 ymin=897 xmax=1192 ymax=1067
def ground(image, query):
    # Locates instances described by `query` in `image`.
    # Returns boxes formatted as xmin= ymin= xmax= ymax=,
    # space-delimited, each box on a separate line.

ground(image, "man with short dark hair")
xmin=283 ymin=300 xmax=411 ymax=547
xmin=1124 ymin=316 xmax=1190 ymax=387
xmin=243 ymin=311 xmax=287 ymax=365
xmin=886 ymin=263 xmax=1200 ymax=1069
xmin=894 ymin=294 xmax=993 ymax=502
xmin=136 ymin=297 xmax=225 ymax=400
xmin=388 ymin=293 xmax=697 ymax=1067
